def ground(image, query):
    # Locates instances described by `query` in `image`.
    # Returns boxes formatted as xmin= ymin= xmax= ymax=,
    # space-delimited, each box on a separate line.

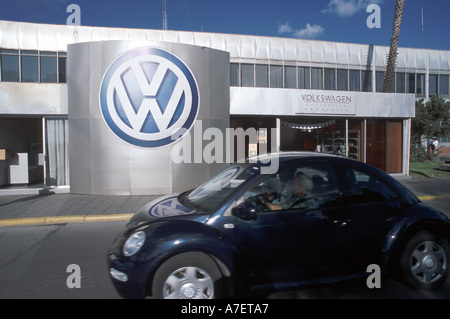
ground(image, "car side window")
xmin=240 ymin=164 xmax=341 ymax=212
xmin=343 ymin=168 xmax=400 ymax=204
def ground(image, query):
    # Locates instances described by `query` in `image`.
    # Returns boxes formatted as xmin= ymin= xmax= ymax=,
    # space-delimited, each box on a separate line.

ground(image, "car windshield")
xmin=183 ymin=164 xmax=259 ymax=212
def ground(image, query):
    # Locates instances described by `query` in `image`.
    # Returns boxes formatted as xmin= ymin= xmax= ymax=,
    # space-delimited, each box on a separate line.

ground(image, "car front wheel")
xmin=152 ymin=252 xmax=225 ymax=299
xmin=399 ymin=231 xmax=450 ymax=290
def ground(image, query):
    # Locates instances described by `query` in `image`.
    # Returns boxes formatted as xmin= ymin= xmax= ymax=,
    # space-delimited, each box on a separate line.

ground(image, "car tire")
xmin=399 ymin=231 xmax=450 ymax=290
xmin=152 ymin=252 xmax=225 ymax=299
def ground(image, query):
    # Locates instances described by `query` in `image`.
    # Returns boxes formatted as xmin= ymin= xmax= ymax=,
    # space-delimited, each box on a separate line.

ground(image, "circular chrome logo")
xmin=99 ymin=47 xmax=199 ymax=148
xmin=149 ymin=196 xmax=193 ymax=218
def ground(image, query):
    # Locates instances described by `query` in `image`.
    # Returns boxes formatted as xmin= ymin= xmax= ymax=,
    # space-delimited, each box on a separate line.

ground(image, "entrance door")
xmin=366 ymin=119 xmax=386 ymax=171
xmin=44 ymin=118 xmax=69 ymax=186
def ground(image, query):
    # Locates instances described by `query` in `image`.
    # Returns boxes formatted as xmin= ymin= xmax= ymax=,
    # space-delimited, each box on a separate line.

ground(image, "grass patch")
xmin=410 ymin=161 xmax=450 ymax=178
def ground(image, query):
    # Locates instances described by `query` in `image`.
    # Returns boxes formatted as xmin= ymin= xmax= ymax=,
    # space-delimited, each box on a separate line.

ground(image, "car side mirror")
xmin=232 ymin=202 xmax=257 ymax=221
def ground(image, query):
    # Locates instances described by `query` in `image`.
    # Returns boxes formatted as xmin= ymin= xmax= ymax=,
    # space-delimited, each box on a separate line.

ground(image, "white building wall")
xmin=1 ymin=20 xmax=449 ymax=71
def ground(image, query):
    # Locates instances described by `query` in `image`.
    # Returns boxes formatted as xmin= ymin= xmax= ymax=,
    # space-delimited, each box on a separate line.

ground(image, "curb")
xmin=0 ymin=213 xmax=133 ymax=227
xmin=418 ymin=194 xmax=450 ymax=201
xmin=0 ymin=195 xmax=449 ymax=228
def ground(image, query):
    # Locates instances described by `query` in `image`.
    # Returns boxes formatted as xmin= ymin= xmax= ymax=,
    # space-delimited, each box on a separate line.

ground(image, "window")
xmin=0 ymin=49 xmax=19 ymax=82
xmin=408 ymin=73 xmax=416 ymax=93
xmin=440 ymin=75 xmax=449 ymax=95
xmin=21 ymin=50 xmax=38 ymax=83
xmin=58 ymin=52 xmax=67 ymax=83
xmin=311 ymin=68 xmax=323 ymax=90
xmin=416 ymin=73 xmax=425 ymax=95
xmin=337 ymin=69 xmax=348 ymax=91
xmin=362 ymin=71 xmax=372 ymax=92
xmin=240 ymin=164 xmax=341 ymax=212
xmin=0 ymin=49 xmax=66 ymax=83
xmin=396 ymin=73 xmax=406 ymax=93
xmin=298 ymin=67 xmax=310 ymax=89
xmin=230 ymin=63 xmax=239 ymax=86
xmin=376 ymin=71 xmax=384 ymax=92
xmin=324 ymin=68 xmax=336 ymax=90
xmin=186 ymin=165 xmax=257 ymax=213
xmin=40 ymin=51 xmax=57 ymax=83
xmin=284 ymin=66 xmax=297 ymax=89
xmin=349 ymin=70 xmax=360 ymax=91
xmin=429 ymin=75 xmax=438 ymax=95
xmin=255 ymin=64 xmax=268 ymax=87
xmin=343 ymin=168 xmax=399 ymax=205
xmin=241 ymin=64 xmax=254 ymax=87
xmin=270 ymin=65 xmax=282 ymax=88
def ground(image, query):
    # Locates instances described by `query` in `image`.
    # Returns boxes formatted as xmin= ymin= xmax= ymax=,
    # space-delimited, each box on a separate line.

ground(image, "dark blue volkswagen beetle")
xmin=108 ymin=153 xmax=450 ymax=299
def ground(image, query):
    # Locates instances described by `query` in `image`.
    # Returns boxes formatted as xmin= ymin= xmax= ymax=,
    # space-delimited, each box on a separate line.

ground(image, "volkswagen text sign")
xmin=99 ymin=47 xmax=200 ymax=148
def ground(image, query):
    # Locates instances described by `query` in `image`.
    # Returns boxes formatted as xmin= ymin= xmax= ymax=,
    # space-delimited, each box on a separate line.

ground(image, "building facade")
xmin=0 ymin=20 xmax=449 ymax=194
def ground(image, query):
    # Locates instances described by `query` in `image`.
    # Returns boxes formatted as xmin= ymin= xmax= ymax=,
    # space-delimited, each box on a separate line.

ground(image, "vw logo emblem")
xmin=99 ymin=47 xmax=199 ymax=148
xmin=149 ymin=196 xmax=193 ymax=218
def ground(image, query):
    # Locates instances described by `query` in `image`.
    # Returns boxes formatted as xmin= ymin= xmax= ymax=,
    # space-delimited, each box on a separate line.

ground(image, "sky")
xmin=0 ymin=0 xmax=449 ymax=50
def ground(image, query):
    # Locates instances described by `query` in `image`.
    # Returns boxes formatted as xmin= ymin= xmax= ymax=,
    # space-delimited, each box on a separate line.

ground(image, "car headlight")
xmin=123 ymin=231 xmax=146 ymax=257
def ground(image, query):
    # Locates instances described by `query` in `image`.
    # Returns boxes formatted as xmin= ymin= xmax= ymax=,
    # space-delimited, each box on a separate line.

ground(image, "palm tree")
xmin=383 ymin=0 xmax=406 ymax=93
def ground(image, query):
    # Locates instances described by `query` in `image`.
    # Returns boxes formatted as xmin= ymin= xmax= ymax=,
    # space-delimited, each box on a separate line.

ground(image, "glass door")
xmin=44 ymin=117 xmax=69 ymax=186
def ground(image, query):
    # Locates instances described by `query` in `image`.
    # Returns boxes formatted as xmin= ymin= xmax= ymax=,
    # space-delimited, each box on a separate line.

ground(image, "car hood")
xmin=125 ymin=193 xmax=206 ymax=230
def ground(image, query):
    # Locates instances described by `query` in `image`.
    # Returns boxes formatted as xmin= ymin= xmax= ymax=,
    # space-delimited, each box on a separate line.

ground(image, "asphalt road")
xmin=0 ymin=221 xmax=124 ymax=299
xmin=1 ymin=219 xmax=450 ymax=299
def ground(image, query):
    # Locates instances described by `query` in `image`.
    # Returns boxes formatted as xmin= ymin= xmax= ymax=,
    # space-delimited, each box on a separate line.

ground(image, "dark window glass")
xmin=376 ymin=71 xmax=384 ymax=92
xmin=240 ymin=164 xmax=341 ymax=212
xmin=284 ymin=66 xmax=297 ymax=89
xmin=396 ymin=73 xmax=406 ymax=93
xmin=311 ymin=68 xmax=323 ymax=90
xmin=416 ymin=74 xmax=425 ymax=95
xmin=241 ymin=64 xmax=254 ymax=87
xmin=0 ymin=52 xmax=19 ymax=82
xmin=429 ymin=74 xmax=438 ymax=95
xmin=21 ymin=55 xmax=38 ymax=82
xmin=349 ymin=70 xmax=360 ymax=91
xmin=255 ymin=64 xmax=268 ymax=87
xmin=362 ymin=71 xmax=372 ymax=92
xmin=58 ymin=56 xmax=67 ymax=83
xmin=343 ymin=168 xmax=399 ymax=204
xmin=440 ymin=75 xmax=449 ymax=95
xmin=324 ymin=68 xmax=336 ymax=90
xmin=270 ymin=65 xmax=282 ymax=88
xmin=337 ymin=69 xmax=348 ymax=91
xmin=298 ymin=67 xmax=310 ymax=89
xmin=408 ymin=73 xmax=415 ymax=93
xmin=230 ymin=63 xmax=239 ymax=87
xmin=40 ymin=56 xmax=57 ymax=83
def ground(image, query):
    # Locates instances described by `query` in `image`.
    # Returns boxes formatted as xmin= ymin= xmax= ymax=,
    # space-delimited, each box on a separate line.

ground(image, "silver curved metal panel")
xmin=68 ymin=40 xmax=230 ymax=195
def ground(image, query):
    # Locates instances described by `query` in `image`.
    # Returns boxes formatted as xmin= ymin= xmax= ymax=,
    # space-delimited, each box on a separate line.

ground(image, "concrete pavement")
xmin=0 ymin=191 xmax=159 ymax=227
xmin=0 ymin=176 xmax=449 ymax=227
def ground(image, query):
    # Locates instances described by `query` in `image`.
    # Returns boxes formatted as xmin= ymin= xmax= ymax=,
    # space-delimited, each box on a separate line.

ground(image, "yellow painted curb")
xmin=0 ymin=213 xmax=133 ymax=227
xmin=419 ymin=194 xmax=450 ymax=201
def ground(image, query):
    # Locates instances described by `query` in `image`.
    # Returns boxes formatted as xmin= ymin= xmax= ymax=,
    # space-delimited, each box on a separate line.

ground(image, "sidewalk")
xmin=0 ymin=191 xmax=159 ymax=227
xmin=0 ymin=176 xmax=449 ymax=227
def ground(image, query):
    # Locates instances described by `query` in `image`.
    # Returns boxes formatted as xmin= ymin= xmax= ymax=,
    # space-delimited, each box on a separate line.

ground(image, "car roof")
xmin=248 ymin=151 xmax=348 ymax=164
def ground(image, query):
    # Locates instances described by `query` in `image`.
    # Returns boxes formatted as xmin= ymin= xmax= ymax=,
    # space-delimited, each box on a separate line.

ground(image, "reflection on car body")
xmin=108 ymin=152 xmax=450 ymax=299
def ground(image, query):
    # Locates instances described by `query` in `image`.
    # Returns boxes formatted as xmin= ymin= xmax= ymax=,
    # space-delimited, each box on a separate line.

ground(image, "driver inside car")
xmin=260 ymin=168 xmax=295 ymax=206
xmin=261 ymin=172 xmax=314 ymax=211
